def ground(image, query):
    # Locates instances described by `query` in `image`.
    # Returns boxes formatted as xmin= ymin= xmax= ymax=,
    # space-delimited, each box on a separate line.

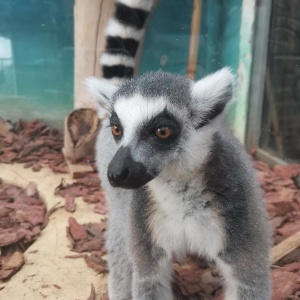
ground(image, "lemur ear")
xmin=190 ymin=67 xmax=235 ymax=129
xmin=85 ymin=77 xmax=117 ymax=119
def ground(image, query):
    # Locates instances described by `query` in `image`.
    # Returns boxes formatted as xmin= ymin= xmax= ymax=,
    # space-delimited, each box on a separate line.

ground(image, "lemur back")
xmin=86 ymin=1 xmax=271 ymax=299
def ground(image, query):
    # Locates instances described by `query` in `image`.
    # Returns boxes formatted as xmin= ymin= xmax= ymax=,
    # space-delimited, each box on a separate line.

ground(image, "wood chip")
xmin=68 ymin=217 xmax=88 ymax=241
xmin=0 ymin=249 xmax=25 ymax=280
xmin=25 ymin=182 xmax=37 ymax=197
xmin=272 ymin=270 xmax=300 ymax=300
xmin=86 ymin=284 xmax=96 ymax=300
xmin=64 ymin=194 xmax=76 ymax=213
xmin=272 ymin=231 xmax=300 ymax=264
xmin=64 ymin=109 xmax=100 ymax=163
xmin=84 ymin=254 xmax=108 ymax=274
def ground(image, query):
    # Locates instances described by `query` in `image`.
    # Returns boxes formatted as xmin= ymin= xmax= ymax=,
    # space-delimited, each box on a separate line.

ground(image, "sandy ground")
xmin=0 ymin=163 xmax=107 ymax=300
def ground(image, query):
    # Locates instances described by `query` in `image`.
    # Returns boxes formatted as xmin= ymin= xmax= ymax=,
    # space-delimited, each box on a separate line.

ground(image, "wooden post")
xmin=63 ymin=0 xmax=115 ymax=168
xmin=66 ymin=0 xmax=155 ymax=168
xmin=73 ymin=0 xmax=114 ymax=109
xmin=186 ymin=0 xmax=202 ymax=80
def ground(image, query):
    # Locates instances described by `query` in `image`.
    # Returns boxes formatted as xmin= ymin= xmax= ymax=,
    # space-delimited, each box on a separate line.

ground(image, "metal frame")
xmin=255 ymin=148 xmax=287 ymax=167
xmin=246 ymin=0 xmax=298 ymax=165
xmin=246 ymin=0 xmax=272 ymax=149
xmin=233 ymin=0 xmax=257 ymax=143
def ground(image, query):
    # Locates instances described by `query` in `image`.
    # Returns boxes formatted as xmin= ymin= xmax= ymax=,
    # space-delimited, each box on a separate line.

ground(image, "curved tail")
xmin=101 ymin=0 xmax=155 ymax=84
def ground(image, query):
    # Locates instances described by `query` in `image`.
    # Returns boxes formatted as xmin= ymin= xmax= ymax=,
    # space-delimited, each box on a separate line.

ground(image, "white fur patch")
xmin=190 ymin=67 xmax=235 ymax=122
xmin=106 ymin=19 xmax=145 ymax=41
xmin=217 ymin=260 xmax=240 ymax=300
xmin=117 ymin=0 xmax=153 ymax=11
xmin=100 ymin=53 xmax=135 ymax=68
xmin=114 ymin=95 xmax=166 ymax=145
xmin=109 ymin=77 xmax=127 ymax=86
xmin=178 ymin=123 xmax=216 ymax=173
xmin=191 ymin=67 xmax=234 ymax=103
xmin=147 ymin=179 xmax=225 ymax=259
xmin=85 ymin=77 xmax=117 ymax=118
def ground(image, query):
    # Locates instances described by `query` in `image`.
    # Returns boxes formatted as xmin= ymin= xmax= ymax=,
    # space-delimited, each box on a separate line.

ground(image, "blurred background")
xmin=0 ymin=0 xmax=299 ymax=162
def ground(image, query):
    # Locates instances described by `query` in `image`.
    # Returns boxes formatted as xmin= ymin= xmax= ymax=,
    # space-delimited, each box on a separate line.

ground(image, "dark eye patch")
xmin=195 ymin=100 xmax=227 ymax=130
xmin=109 ymin=111 xmax=123 ymax=142
xmin=141 ymin=110 xmax=181 ymax=146
xmin=110 ymin=111 xmax=121 ymax=126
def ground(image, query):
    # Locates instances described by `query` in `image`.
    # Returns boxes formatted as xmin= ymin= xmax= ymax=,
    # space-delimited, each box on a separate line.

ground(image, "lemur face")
xmin=87 ymin=68 xmax=234 ymax=189
xmin=107 ymin=95 xmax=184 ymax=189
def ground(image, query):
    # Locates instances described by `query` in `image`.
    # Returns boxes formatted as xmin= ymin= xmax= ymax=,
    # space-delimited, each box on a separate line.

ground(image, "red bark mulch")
xmin=1 ymin=119 xmax=300 ymax=299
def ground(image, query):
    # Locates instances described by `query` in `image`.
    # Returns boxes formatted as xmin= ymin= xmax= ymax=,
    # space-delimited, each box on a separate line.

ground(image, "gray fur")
xmin=90 ymin=68 xmax=271 ymax=300
xmin=113 ymin=72 xmax=192 ymax=107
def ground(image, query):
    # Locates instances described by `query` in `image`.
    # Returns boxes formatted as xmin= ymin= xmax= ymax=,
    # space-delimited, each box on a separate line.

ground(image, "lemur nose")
xmin=107 ymin=146 xmax=155 ymax=189
xmin=108 ymin=168 xmax=130 ymax=187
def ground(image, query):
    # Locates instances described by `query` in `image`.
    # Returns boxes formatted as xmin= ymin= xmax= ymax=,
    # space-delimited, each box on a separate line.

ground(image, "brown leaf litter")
xmin=66 ymin=216 xmax=108 ymax=285
xmin=252 ymin=153 xmax=300 ymax=300
xmin=66 ymin=217 xmax=107 ymax=257
xmin=0 ymin=181 xmax=47 ymax=280
xmin=54 ymin=174 xmax=107 ymax=214
xmin=1 ymin=119 xmax=300 ymax=299
xmin=0 ymin=119 xmax=68 ymax=174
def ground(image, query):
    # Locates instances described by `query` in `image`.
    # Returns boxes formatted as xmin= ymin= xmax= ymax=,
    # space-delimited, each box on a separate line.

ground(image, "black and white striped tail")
xmin=101 ymin=0 xmax=154 ymax=84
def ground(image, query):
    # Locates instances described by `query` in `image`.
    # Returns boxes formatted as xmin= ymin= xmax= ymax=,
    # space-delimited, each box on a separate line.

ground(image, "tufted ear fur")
xmin=190 ymin=67 xmax=235 ymax=129
xmin=85 ymin=77 xmax=117 ymax=119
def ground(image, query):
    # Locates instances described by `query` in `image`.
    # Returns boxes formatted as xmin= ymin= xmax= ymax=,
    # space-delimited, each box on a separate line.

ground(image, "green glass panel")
xmin=0 ymin=0 xmax=74 ymax=128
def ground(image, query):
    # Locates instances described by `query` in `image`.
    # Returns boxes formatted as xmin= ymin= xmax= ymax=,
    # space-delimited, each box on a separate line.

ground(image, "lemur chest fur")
xmin=147 ymin=178 xmax=225 ymax=258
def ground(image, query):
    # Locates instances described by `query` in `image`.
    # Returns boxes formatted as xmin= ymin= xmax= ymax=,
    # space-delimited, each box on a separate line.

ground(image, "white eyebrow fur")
xmin=114 ymin=95 xmax=167 ymax=146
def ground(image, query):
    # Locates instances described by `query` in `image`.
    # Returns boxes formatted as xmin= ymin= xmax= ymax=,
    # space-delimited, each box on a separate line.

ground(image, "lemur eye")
xmin=111 ymin=125 xmax=122 ymax=137
xmin=155 ymin=127 xmax=172 ymax=139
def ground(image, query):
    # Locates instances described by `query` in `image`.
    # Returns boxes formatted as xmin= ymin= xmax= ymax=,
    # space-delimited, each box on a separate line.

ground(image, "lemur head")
xmin=87 ymin=68 xmax=234 ymax=189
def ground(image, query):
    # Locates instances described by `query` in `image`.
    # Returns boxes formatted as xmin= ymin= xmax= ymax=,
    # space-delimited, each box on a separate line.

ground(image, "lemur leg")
xmin=129 ymin=190 xmax=173 ymax=300
xmin=107 ymin=248 xmax=132 ymax=300
xmin=217 ymin=257 xmax=271 ymax=300
xmin=106 ymin=220 xmax=133 ymax=300
xmin=131 ymin=256 xmax=173 ymax=300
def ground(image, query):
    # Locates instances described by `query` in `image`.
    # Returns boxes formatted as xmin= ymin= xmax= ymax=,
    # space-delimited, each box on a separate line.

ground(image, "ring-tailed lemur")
xmin=86 ymin=68 xmax=271 ymax=300
xmin=87 ymin=1 xmax=271 ymax=299
xmin=100 ymin=0 xmax=155 ymax=85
